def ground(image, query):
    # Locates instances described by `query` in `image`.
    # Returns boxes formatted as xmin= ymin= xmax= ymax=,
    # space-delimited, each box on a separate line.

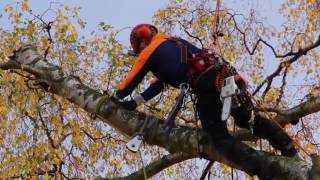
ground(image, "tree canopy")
xmin=0 ymin=0 xmax=320 ymax=179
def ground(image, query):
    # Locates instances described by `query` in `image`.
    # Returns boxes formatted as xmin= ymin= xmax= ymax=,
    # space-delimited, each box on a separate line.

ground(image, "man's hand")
xmin=109 ymin=93 xmax=145 ymax=111
xmin=108 ymin=93 xmax=120 ymax=103
xmin=119 ymin=100 xmax=138 ymax=111
xmin=119 ymin=94 xmax=145 ymax=111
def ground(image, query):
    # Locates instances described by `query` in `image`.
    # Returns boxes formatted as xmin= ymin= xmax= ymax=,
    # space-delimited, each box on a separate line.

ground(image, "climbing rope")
xmin=210 ymin=0 xmax=224 ymax=56
xmin=138 ymin=149 xmax=148 ymax=180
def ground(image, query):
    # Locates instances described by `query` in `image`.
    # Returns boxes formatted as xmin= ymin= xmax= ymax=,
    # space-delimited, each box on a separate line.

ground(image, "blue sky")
xmin=0 ymin=0 xmax=288 ymax=90
xmin=1 ymin=0 xmax=296 ymax=96
xmin=0 ymin=0 xmax=170 ymax=44
xmin=0 ymin=0 xmax=284 ymax=45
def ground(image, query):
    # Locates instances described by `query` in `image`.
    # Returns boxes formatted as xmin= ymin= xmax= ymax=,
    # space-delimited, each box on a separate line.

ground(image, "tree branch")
xmin=99 ymin=152 xmax=195 ymax=180
xmin=276 ymin=96 xmax=320 ymax=126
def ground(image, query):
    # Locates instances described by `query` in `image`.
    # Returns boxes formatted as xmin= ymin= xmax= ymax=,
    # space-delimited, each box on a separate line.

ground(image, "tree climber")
xmin=111 ymin=24 xmax=297 ymax=179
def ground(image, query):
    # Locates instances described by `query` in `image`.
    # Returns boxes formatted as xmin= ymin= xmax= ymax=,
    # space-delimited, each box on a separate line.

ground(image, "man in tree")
xmin=112 ymin=24 xmax=297 ymax=179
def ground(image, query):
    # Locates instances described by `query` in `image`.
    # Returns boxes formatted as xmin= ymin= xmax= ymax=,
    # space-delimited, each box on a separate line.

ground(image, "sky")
xmin=0 ymin=0 xmax=170 ymax=44
xmin=0 ymin=0 xmax=296 ymax=104
xmin=0 ymin=0 xmax=286 ymax=79
xmin=0 ymin=0 xmax=284 ymax=45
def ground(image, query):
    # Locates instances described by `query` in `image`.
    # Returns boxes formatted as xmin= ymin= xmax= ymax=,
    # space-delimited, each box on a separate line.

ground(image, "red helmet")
xmin=130 ymin=24 xmax=158 ymax=54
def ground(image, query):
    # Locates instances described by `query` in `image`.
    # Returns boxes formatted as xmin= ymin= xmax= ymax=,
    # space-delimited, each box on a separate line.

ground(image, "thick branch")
xmin=276 ymin=96 xmax=320 ymax=126
xmin=234 ymin=96 xmax=320 ymax=142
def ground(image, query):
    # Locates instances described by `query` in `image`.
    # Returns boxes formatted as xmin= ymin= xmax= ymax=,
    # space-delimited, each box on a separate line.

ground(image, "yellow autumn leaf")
xmin=69 ymin=24 xmax=78 ymax=38
xmin=43 ymin=173 xmax=50 ymax=180
xmin=265 ymin=88 xmax=280 ymax=102
xmin=65 ymin=5 xmax=71 ymax=11
xmin=309 ymin=0 xmax=317 ymax=4
xmin=21 ymin=0 xmax=29 ymax=12
xmin=5 ymin=7 xmax=13 ymax=15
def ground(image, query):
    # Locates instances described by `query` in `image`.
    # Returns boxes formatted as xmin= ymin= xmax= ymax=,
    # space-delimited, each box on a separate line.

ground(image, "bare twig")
xmin=253 ymin=35 xmax=320 ymax=95
xmin=81 ymin=127 xmax=126 ymax=143
xmin=276 ymin=67 xmax=289 ymax=105
xmin=200 ymin=161 xmax=214 ymax=180
xmin=44 ymin=21 xmax=54 ymax=59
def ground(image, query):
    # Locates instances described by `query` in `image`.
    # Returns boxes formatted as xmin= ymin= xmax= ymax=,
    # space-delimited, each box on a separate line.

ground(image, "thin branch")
xmin=253 ymin=35 xmax=320 ymax=96
xmin=178 ymin=21 xmax=204 ymax=49
xmin=276 ymin=67 xmax=289 ymax=106
xmin=81 ymin=127 xmax=126 ymax=143
xmin=200 ymin=161 xmax=214 ymax=180
xmin=38 ymin=110 xmax=57 ymax=149
xmin=227 ymin=12 xmax=298 ymax=58
xmin=44 ymin=21 xmax=54 ymax=59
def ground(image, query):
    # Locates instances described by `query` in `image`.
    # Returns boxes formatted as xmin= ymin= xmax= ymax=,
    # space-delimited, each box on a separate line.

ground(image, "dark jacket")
xmin=116 ymin=34 xmax=201 ymax=100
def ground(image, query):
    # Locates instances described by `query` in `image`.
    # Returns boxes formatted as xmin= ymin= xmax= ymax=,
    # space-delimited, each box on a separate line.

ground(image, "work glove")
xmin=118 ymin=94 xmax=145 ymax=111
xmin=107 ymin=93 xmax=135 ymax=110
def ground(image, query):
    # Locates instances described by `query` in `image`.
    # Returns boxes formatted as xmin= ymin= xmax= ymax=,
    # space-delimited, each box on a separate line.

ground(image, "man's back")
xmin=148 ymin=38 xmax=202 ymax=88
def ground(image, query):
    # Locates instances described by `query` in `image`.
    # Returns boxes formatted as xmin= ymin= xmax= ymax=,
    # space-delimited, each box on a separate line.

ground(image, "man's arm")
xmin=140 ymin=79 xmax=164 ymax=101
xmin=115 ymin=36 xmax=167 ymax=99
xmin=115 ymin=49 xmax=156 ymax=99
xmin=115 ymin=62 xmax=150 ymax=99
xmin=117 ymin=79 xmax=165 ymax=111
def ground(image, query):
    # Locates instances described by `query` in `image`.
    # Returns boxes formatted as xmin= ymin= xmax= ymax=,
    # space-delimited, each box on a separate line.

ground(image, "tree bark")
xmin=1 ymin=45 xmax=319 ymax=179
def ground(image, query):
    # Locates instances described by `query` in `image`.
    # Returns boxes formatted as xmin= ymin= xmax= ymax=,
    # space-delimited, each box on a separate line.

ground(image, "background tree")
xmin=0 ymin=0 xmax=319 ymax=179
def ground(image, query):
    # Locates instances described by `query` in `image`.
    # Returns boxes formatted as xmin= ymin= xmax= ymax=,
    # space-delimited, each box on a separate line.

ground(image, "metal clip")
xmin=179 ymin=83 xmax=189 ymax=94
xmin=220 ymin=76 xmax=240 ymax=121
xmin=126 ymin=135 xmax=143 ymax=153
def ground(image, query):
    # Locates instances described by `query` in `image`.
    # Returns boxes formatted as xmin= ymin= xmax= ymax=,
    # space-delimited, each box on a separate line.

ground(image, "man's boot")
xmin=231 ymin=106 xmax=297 ymax=157
xmin=253 ymin=116 xmax=297 ymax=157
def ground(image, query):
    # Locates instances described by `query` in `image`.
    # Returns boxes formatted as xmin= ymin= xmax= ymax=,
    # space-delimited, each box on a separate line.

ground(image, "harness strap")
xmin=169 ymin=37 xmax=244 ymax=93
xmin=192 ymin=64 xmax=217 ymax=86
xmin=169 ymin=37 xmax=189 ymax=64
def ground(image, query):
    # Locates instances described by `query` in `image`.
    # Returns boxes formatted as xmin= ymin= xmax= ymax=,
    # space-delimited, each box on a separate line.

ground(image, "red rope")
xmin=211 ymin=0 xmax=224 ymax=55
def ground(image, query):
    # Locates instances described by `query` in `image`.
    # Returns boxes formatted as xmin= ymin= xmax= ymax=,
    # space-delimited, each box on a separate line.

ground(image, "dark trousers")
xmin=196 ymin=93 xmax=263 ymax=176
xmin=193 ymin=68 xmax=296 ymax=176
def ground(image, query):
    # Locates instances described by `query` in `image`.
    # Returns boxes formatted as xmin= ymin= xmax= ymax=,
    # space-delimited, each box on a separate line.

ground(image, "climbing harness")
xmin=172 ymin=36 xmax=254 ymax=124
